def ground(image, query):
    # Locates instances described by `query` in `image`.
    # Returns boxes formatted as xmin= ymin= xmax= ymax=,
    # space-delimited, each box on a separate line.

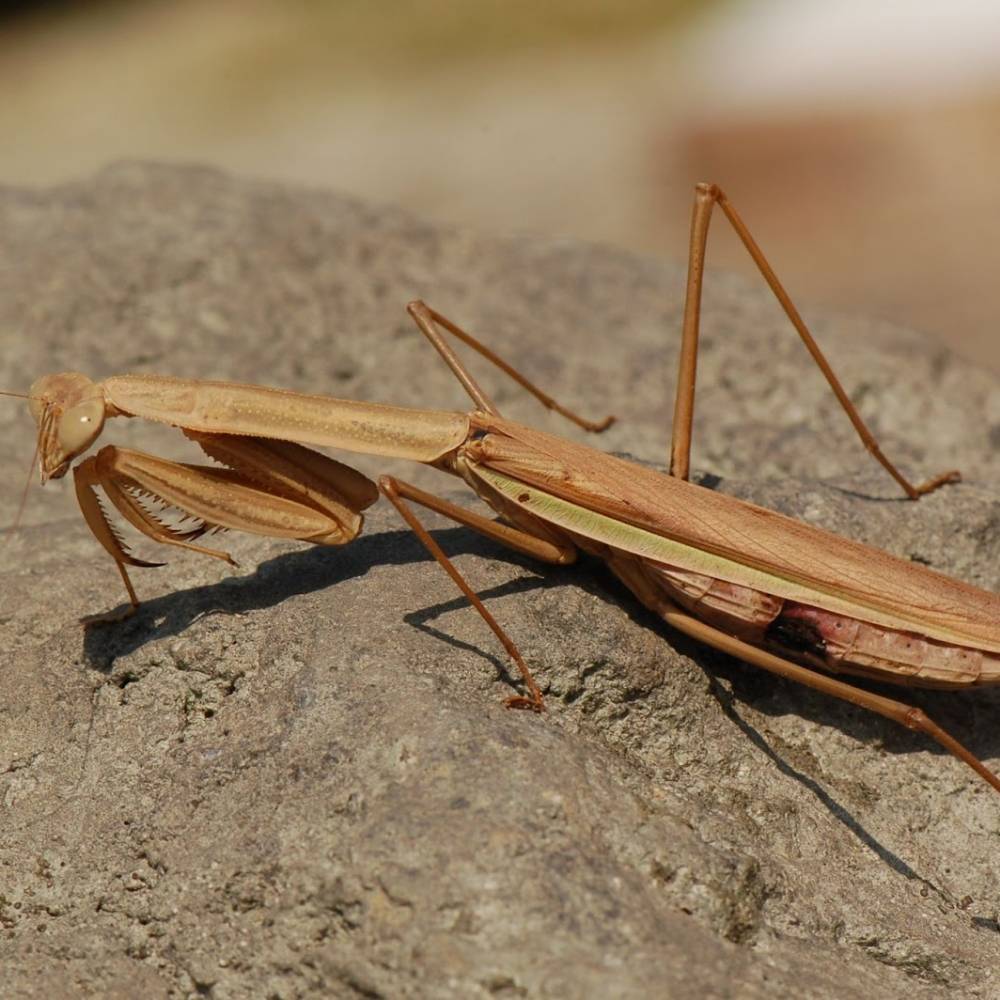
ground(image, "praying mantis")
xmin=11 ymin=183 xmax=1000 ymax=795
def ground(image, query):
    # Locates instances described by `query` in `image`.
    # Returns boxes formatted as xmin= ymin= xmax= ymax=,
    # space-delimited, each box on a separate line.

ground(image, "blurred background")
xmin=2 ymin=0 xmax=999 ymax=373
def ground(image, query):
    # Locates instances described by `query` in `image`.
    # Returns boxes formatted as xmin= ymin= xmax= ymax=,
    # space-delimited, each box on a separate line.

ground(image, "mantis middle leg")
xmin=405 ymin=300 xmax=616 ymax=432
xmin=385 ymin=303 xmax=615 ymax=709
xmin=380 ymin=474 xmax=578 ymax=711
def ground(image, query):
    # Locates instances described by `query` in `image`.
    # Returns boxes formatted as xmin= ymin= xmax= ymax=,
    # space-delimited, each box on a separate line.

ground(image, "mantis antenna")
xmin=0 ymin=389 xmax=43 ymax=536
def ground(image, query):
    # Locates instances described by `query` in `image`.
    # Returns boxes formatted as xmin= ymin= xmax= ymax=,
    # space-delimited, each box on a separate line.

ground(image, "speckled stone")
xmin=1 ymin=163 xmax=998 ymax=999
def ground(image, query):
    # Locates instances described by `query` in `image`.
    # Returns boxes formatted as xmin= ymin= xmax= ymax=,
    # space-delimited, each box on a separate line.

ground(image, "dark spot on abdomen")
xmin=766 ymin=612 xmax=827 ymax=656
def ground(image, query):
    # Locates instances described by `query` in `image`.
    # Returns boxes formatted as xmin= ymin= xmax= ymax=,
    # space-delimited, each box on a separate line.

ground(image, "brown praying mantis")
xmin=9 ymin=183 xmax=1000 ymax=794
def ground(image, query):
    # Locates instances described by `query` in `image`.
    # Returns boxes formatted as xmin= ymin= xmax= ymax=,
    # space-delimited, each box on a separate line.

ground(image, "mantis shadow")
xmin=81 ymin=519 xmax=996 ymax=900
xmin=83 ymin=515 xmax=1000 ymax=774
xmin=80 ymin=525 xmax=557 ymax=671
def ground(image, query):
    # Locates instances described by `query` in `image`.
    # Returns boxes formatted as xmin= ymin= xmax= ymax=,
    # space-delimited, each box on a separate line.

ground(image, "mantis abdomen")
xmin=643 ymin=561 xmax=999 ymax=689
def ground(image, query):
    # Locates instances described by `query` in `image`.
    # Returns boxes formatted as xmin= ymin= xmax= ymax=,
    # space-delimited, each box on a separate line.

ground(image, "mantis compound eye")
xmin=57 ymin=396 xmax=106 ymax=456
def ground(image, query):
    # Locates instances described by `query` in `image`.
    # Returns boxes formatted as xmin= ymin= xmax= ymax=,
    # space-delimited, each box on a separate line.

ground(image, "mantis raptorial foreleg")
xmin=669 ymin=182 xmax=961 ymax=498
xmin=74 ymin=434 xmax=379 ymax=621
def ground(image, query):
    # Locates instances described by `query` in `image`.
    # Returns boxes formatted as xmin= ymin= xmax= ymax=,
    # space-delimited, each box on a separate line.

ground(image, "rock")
xmin=0 ymin=163 xmax=997 ymax=998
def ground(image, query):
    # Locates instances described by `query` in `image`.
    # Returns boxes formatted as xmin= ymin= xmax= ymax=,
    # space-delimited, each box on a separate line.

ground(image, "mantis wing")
xmin=467 ymin=416 xmax=1000 ymax=654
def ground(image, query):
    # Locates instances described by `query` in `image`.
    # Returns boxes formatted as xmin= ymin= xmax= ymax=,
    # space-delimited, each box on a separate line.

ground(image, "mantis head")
xmin=28 ymin=373 xmax=107 ymax=481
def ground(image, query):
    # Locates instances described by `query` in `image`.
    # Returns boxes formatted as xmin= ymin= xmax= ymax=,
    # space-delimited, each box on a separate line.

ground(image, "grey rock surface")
xmin=1 ymin=163 xmax=998 ymax=998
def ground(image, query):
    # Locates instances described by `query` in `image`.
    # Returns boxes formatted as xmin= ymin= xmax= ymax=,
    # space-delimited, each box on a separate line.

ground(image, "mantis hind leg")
xmin=607 ymin=551 xmax=1000 ymax=794
xmin=670 ymin=600 xmax=1000 ymax=794
xmin=380 ymin=474 xmax=578 ymax=711
xmin=669 ymin=182 xmax=960 ymax=500
xmin=405 ymin=300 xmax=615 ymax=432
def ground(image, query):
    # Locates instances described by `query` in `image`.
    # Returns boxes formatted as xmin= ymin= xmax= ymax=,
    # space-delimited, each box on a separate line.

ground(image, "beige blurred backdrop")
xmin=3 ymin=0 xmax=999 ymax=373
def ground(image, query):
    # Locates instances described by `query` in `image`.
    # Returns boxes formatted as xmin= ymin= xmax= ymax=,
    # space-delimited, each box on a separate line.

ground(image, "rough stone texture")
xmin=1 ymin=163 xmax=998 ymax=998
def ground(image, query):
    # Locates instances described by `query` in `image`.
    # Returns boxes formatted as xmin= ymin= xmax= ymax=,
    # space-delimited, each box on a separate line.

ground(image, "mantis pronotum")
xmin=11 ymin=184 xmax=1000 ymax=794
